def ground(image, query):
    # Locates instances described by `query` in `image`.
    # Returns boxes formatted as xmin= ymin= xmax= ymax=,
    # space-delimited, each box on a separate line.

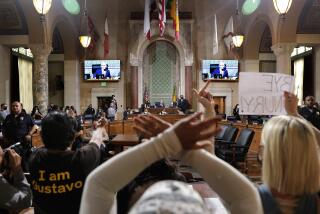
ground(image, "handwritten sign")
xmin=239 ymin=72 xmax=294 ymax=115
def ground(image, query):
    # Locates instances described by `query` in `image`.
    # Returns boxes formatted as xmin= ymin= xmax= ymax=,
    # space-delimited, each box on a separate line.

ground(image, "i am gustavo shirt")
xmin=29 ymin=143 xmax=101 ymax=214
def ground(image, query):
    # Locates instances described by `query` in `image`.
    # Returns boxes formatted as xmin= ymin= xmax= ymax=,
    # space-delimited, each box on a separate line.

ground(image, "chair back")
xmin=235 ymin=128 xmax=255 ymax=153
xmin=215 ymin=125 xmax=229 ymax=139
xmin=222 ymin=126 xmax=238 ymax=142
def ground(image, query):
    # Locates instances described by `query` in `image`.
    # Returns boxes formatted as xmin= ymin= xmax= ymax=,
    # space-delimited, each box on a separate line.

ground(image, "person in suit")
xmin=177 ymin=95 xmax=189 ymax=113
xmin=104 ymin=64 xmax=111 ymax=79
xmin=298 ymin=96 xmax=320 ymax=130
xmin=222 ymin=64 xmax=229 ymax=78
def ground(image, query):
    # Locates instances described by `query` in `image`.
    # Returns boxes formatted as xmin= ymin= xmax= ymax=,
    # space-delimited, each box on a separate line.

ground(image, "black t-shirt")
xmin=299 ymin=107 xmax=320 ymax=130
xmin=2 ymin=112 xmax=35 ymax=144
xmin=29 ymin=143 xmax=101 ymax=214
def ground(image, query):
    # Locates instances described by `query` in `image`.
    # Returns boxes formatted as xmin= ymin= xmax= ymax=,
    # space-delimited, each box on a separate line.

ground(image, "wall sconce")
xmin=232 ymin=35 xmax=244 ymax=48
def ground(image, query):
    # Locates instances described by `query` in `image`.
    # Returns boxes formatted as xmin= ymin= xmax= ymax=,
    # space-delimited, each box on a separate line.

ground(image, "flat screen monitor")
xmin=84 ymin=60 xmax=120 ymax=81
xmin=202 ymin=60 xmax=239 ymax=81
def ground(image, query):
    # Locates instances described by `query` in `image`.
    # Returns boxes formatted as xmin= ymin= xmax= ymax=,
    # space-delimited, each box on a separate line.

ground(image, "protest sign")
xmin=239 ymin=72 xmax=294 ymax=115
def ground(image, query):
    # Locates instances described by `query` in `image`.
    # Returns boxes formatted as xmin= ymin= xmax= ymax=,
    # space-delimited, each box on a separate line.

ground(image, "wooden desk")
xmin=111 ymin=134 xmax=140 ymax=146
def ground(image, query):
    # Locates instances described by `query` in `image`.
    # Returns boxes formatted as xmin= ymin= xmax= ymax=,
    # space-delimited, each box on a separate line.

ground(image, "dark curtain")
xmin=303 ymin=53 xmax=314 ymax=98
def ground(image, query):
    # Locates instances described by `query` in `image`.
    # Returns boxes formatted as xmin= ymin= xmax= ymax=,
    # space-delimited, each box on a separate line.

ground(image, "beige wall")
xmin=0 ymin=45 xmax=11 ymax=105
xmin=48 ymin=61 xmax=64 ymax=107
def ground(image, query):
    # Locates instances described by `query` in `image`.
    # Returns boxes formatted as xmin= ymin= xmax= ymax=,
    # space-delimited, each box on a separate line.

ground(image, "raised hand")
xmin=133 ymin=115 xmax=171 ymax=139
xmin=173 ymin=112 xmax=221 ymax=150
xmin=97 ymin=117 xmax=108 ymax=128
xmin=0 ymin=146 xmax=3 ymax=167
xmin=7 ymin=149 xmax=22 ymax=175
xmin=284 ymin=91 xmax=299 ymax=116
xmin=193 ymin=81 xmax=216 ymax=119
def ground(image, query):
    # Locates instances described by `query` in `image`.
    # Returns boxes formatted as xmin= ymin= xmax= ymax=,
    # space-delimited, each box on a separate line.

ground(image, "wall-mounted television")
xmin=84 ymin=60 xmax=120 ymax=81
xmin=202 ymin=60 xmax=239 ymax=81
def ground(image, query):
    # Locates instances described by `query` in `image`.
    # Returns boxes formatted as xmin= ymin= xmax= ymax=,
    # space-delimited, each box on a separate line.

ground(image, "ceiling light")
xmin=79 ymin=0 xmax=91 ymax=48
xmin=62 ymin=0 xmax=80 ymax=15
xmin=273 ymin=0 xmax=292 ymax=15
xmin=242 ymin=0 xmax=261 ymax=15
xmin=33 ymin=0 xmax=52 ymax=15
xmin=232 ymin=0 xmax=244 ymax=48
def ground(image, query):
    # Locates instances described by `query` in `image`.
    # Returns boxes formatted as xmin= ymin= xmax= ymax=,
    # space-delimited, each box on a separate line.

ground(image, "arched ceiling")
xmin=259 ymin=26 xmax=272 ymax=53
xmin=297 ymin=0 xmax=320 ymax=33
xmin=0 ymin=0 xmax=28 ymax=35
xmin=52 ymin=28 xmax=64 ymax=54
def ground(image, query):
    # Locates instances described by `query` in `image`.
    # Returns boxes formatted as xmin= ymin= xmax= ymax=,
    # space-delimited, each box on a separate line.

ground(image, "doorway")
xmin=97 ymin=96 xmax=112 ymax=111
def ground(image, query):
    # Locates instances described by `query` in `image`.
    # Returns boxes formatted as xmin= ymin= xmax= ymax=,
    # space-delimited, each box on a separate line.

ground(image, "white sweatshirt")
xmin=79 ymin=126 xmax=262 ymax=214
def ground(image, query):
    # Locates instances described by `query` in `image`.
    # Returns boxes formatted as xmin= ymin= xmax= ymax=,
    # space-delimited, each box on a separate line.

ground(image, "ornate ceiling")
xmin=297 ymin=0 xmax=320 ymax=33
xmin=0 ymin=0 xmax=28 ymax=35
xmin=259 ymin=25 xmax=272 ymax=53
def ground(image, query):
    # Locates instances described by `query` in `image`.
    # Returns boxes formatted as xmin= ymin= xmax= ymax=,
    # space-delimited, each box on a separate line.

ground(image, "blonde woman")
xmin=258 ymin=92 xmax=320 ymax=213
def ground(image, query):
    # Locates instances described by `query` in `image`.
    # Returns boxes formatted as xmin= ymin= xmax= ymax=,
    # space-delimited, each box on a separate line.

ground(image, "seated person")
xmin=156 ymin=100 xmax=165 ymax=108
xmin=0 ymin=147 xmax=32 ymax=213
xmin=29 ymin=112 xmax=106 ymax=214
xmin=80 ymin=81 xmax=262 ymax=214
xmin=123 ymin=107 xmax=130 ymax=120
xmin=31 ymin=106 xmax=43 ymax=120
xmin=177 ymin=95 xmax=190 ymax=113
xmin=233 ymin=104 xmax=240 ymax=120
xmin=154 ymin=102 xmax=161 ymax=108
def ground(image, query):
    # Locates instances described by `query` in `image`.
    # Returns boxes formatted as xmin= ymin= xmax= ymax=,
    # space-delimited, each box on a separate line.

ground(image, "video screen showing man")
xmin=222 ymin=64 xmax=229 ymax=78
xmin=91 ymin=64 xmax=103 ymax=79
xmin=104 ymin=64 xmax=111 ymax=79
xmin=210 ymin=64 xmax=221 ymax=79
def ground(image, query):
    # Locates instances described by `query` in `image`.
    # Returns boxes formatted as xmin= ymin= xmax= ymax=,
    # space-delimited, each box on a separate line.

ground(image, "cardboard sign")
xmin=239 ymin=72 xmax=294 ymax=115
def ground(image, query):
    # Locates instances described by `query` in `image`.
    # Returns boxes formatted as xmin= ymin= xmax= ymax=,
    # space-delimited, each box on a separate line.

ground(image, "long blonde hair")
xmin=262 ymin=115 xmax=320 ymax=195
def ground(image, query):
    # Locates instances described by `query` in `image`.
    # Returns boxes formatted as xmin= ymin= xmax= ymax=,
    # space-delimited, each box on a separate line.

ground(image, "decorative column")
xmin=185 ymin=66 xmax=193 ymax=104
xmin=130 ymin=66 xmax=138 ymax=109
xmin=271 ymin=43 xmax=295 ymax=75
xmin=30 ymin=44 xmax=52 ymax=114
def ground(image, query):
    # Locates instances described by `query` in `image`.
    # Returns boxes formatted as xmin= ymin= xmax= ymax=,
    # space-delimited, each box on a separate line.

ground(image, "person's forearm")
xmin=0 ymin=172 xmax=32 ymax=209
xmin=89 ymin=128 xmax=105 ymax=146
xmin=29 ymin=125 xmax=38 ymax=135
xmin=203 ymin=104 xmax=215 ymax=120
xmin=182 ymin=150 xmax=263 ymax=214
xmin=80 ymin=126 xmax=181 ymax=214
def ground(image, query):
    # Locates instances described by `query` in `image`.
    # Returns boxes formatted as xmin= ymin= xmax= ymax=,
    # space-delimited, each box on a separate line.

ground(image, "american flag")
xmin=157 ymin=0 xmax=166 ymax=37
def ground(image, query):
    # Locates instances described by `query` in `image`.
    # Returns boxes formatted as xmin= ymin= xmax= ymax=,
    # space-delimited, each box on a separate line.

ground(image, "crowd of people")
xmin=0 ymin=85 xmax=320 ymax=213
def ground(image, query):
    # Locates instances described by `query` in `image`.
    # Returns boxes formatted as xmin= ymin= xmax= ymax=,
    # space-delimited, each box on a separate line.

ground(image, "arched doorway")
xmin=142 ymin=41 xmax=180 ymax=106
